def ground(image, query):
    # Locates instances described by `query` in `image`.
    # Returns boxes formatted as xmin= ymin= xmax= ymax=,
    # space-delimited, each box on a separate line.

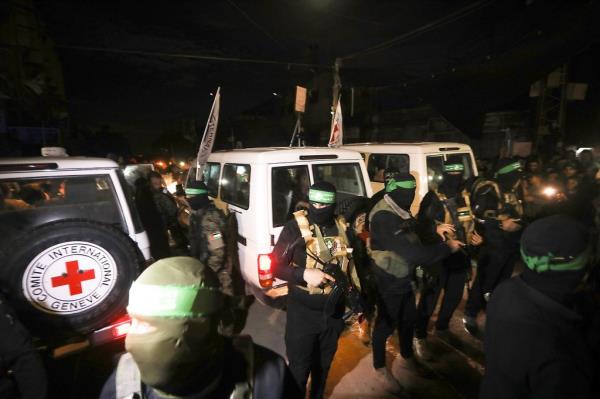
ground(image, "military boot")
xmin=413 ymin=337 xmax=433 ymax=361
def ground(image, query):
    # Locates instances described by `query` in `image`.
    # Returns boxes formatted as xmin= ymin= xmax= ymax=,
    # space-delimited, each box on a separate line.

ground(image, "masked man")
xmin=414 ymin=159 xmax=483 ymax=359
xmin=464 ymin=158 xmax=525 ymax=334
xmin=183 ymin=180 xmax=243 ymax=335
xmin=100 ymin=257 xmax=299 ymax=399
xmin=272 ymin=181 xmax=361 ymax=399
xmin=481 ymin=215 xmax=598 ymax=398
xmin=368 ymin=172 xmax=463 ymax=394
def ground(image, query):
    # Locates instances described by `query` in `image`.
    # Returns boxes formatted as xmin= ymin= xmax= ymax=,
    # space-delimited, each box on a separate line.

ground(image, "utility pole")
xmin=534 ymin=64 xmax=569 ymax=151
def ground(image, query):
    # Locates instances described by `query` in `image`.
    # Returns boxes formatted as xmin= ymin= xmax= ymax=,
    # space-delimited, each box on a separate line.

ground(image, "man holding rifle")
xmin=272 ymin=181 xmax=361 ymax=399
xmin=415 ymin=157 xmax=483 ymax=359
xmin=464 ymin=157 xmax=525 ymax=334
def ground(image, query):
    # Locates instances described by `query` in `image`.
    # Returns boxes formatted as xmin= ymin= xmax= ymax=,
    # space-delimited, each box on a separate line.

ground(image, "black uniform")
xmin=481 ymin=273 xmax=595 ymax=398
xmin=0 ymin=295 xmax=47 ymax=399
xmin=465 ymin=166 xmax=524 ymax=319
xmin=273 ymin=218 xmax=345 ymax=399
xmin=369 ymin=199 xmax=450 ymax=366
xmin=481 ymin=214 xmax=599 ymax=398
xmin=415 ymin=189 xmax=471 ymax=336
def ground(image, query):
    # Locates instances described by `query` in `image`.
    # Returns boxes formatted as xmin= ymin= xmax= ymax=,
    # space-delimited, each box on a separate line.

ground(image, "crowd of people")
xmin=268 ymin=147 xmax=600 ymax=398
xmin=2 ymin=144 xmax=600 ymax=398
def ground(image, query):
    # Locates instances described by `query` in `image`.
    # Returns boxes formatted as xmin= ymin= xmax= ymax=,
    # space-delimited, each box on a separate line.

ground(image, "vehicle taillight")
xmin=112 ymin=321 xmax=131 ymax=338
xmin=258 ymin=254 xmax=273 ymax=288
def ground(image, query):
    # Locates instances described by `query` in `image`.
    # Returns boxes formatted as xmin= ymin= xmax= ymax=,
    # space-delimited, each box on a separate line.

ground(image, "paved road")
xmin=44 ymin=289 xmax=487 ymax=398
xmin=242 ymin=293 xmax=487 ymax=399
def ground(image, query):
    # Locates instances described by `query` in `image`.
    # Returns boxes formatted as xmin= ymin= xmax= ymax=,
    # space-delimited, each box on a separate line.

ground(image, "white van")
xmin=341 ymin=142 xmax=478 ymax=214
xmin=187 ymin=147 xmax=372 ymax=301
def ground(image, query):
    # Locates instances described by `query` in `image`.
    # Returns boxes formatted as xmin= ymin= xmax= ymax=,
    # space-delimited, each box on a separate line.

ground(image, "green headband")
xmin=386 ymin=178 xmax=416 ymax=193
xmin=128 ymin=283 xmax=222 ymax=318
xmin=497 ymin=161 xmax=522 ymax=175
xmin=444 ymin=163 xmax=464 ymax=172
xmin=185 ymin=188 xmax=208 ymax=196
xmin=308 ymin=189 xmax=336 ymax=204
xmin=520 ymin=246 xmax=590 ymax=273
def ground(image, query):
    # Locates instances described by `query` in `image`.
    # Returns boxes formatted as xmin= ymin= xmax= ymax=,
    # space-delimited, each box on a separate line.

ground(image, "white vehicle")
xmin=0 ymin=157 xmax=151 ymax=356
xmin=341 ymin=142 xmax=478 ymax=214
xmin=187 ymin=147 xmax=372 ymax=302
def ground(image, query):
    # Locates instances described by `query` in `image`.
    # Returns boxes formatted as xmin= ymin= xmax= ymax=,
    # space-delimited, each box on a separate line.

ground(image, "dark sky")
xmin=35 ymin=0 xmax=600 ymax=149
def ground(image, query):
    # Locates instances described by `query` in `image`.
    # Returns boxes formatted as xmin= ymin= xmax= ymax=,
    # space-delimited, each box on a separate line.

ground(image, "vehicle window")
xmin=271 ymin=165 xmax=310 ymax=227
xmin=116 ymin=170 xmax=143 ymax=233
xmin=122 ymin=164 xmax=154 ymax=191
xmin=426 ymin=156 xmax=445 ymax=191
xmin=186 ymin=162 xmax=221 ymax=197
xmin=446 ymin=153 xmax=475 ymax=180
xmin=0 ymin=175 xmax=126 ymax=234
xmin=221 ymin=164 xmax=251 ymax=209
xmin=311 ymin=163 xmax=366 ymax=202
xmin=367 ymin=154 xmax=409 ymax=182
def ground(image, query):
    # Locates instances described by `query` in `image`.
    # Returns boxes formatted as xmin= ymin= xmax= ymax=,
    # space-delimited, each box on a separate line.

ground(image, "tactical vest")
xmin=115 ymin=336 xmax=254 ymax=399
xmin=368 ymin=196 xmax=419 ymax=279
xmin=471 ymin=178 xmax=523 ymax=220
xmin=435 ymin=189 xmax=475 ymax=244
xmin=502 ymin=186 xmax=524 ymax=219
xmin=292 ymin=210 xmax=360 ymax=295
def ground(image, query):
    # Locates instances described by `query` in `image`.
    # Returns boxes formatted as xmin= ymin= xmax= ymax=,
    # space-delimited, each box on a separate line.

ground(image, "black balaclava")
xmin=520 ymin=215 xmax=590 ymax=306
xmin=185 ymin=180 xmax=210 ymax=210
xmin=495 ymin=158 xmax=523 ymax=192
xmin=439 ymin=157 xmax=465 ymax=197
xmin=385 ymin=172 xmax=416 ymax=210
xmin=125 ymin=257 xmax=225 ymax=396
xmin=307 ymin=181 xmax=337 ymax=226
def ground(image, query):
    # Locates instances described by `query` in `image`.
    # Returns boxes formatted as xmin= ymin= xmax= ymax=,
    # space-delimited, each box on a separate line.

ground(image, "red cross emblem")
xmin=51 ymin=260 xmax=96 ymax=296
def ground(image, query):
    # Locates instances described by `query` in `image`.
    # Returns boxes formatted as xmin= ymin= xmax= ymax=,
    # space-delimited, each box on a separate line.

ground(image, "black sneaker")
xmin=462 ymin=315 xmax=479 ymax=336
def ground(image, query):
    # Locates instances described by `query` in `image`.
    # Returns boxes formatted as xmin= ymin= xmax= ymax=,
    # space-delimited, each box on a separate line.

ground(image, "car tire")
xmin=0 ymin=220 xmax=141 ymax=339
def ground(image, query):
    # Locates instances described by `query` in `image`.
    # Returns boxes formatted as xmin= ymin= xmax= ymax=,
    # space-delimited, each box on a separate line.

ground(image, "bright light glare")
xmin=542 ymin=186 xmax=557 ymax=197
xmin=179 ymin=161 xmax=185 ymax=167
xmin=166 ymin=182 xmax=178 ymax=194
xmin=258 ymin=254 xmax=272 ymax=271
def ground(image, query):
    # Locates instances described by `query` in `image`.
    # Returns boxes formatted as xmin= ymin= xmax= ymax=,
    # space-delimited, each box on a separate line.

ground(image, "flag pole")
xmin=196 ymin=86 xmax=221 ymax=180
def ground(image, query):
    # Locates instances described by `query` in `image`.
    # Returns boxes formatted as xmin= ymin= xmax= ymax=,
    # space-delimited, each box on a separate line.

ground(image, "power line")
xmin=57 ymin=44 xmax=332 ymax=69
xmin=225 ymin=0 xmax=287 ymax=51
xmin=341 ymin=0 xmax=496 ymax=61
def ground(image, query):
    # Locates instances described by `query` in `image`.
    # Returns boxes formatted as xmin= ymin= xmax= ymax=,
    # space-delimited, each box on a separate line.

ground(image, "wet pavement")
xmin=243 ymin=290 xmax=487 ymax=399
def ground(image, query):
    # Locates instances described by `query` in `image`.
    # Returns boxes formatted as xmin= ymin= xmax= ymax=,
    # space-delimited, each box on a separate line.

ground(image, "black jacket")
xmin=370 ymin=208 xmax=450 ymax=271
xmin=99 ymin=339 xmax=300 ymax=399
xmin=481 ymin=277 xmax=595 ymax=399
xmin=0 ymin=296 xmax=47 ymax=399
xmin=272 ymin=218 xmax=343 ymax=332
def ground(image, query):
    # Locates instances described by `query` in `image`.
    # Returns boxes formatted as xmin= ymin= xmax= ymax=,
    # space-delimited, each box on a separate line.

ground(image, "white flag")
xmin=196 ymin=87 xmax=221 ymax=180
xmin=328 ymin=98 xmax=343 ymax=147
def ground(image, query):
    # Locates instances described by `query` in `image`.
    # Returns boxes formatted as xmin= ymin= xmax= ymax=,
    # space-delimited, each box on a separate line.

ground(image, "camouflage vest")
xmin=435 ymin=189 xmax=475 ymax=244
xmin=189 ymin=204 xmax=226 ymax=264
xmin=292 ymin=210 xmax=361 ymax=295
xmin=368 ymin=195 xmax=419 ymax=279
